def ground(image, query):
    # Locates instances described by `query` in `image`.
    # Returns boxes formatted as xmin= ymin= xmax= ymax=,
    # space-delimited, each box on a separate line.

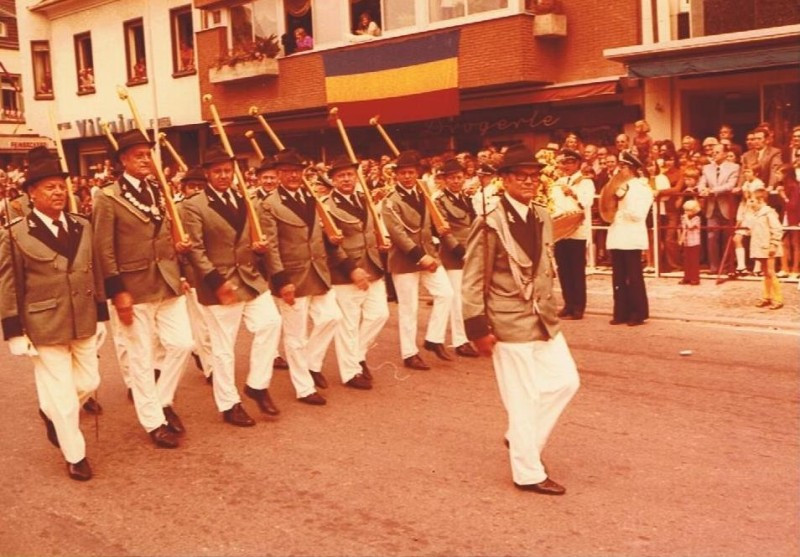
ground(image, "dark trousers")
xmin=707 ymin=208 xmax=732 ymax=273
xmin=555 ymin=239 xmax=587 ymax=314
xmin=682 ymin=245 xmax=700 ymax=283
xmin=610 ymin=249 xmax=649 ymax=323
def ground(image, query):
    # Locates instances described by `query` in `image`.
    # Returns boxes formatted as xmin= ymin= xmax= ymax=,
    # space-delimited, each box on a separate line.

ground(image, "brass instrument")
xmin=244 ymin=130 xmax=265 ymax=160
xmin=203 ymin=93 xmax=264 ymax=243
xmin=48 ymin=109 xmax=78 ymax=213
xmin=117 ymin=86 xmax=187 ymax=244
xmin=369 ymin=115 xmax=450 ymax=235
xmin=158 ymin=133 xmax=188 ymax=173
xmin=329 ymin=107 xmax=390 ymax=250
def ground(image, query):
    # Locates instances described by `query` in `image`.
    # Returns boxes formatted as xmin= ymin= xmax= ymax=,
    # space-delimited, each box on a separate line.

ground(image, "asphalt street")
xmin=0 ymin=300 xmax=797 ymax=557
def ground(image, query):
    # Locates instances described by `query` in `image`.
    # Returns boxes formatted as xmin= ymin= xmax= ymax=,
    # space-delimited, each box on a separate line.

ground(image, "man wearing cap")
xmin=434 ymin=159 xmax=479 ymax=357
xmin=260 ymin=149 xmax=360 ymax=405
xmin=93 ymin=129 xmax=194 ymax=448
xmin=551 ymin=149 xmax=595 ymax=320
xmin=606 ymin=151 xmax=653 ymax=326
xmin=0 ymin=147 xmax=109 ymax=481
xmin=381 ymin=150 xmax=454 ymax=370
xmin=182 ymin=146 xmax=283 ymax=425
xmin=471 ymin=163 xmax=499 ymax=216
xmin=323 ymin=155 xmax=390 ymax=388
xmin=462 ymin=144 xmax=580 ymax=495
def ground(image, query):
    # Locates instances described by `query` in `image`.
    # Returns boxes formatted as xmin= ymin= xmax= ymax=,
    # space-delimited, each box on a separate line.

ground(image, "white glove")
xmin=95 ymin=322 xmax=108 ymax=348
xmin=9 ymin=335 xmax=36 ymax=356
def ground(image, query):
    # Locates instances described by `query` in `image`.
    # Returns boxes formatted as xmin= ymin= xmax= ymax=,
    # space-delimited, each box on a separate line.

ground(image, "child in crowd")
xmin=678 ymin=199 xmax=702 ymax=285
xmin=633 ymin=120 xmax=653 ymax=164
xmin=730 ymin=165 xmax=764 ymax=276
xmin=748 ymin=189 xmax=784 ymax=309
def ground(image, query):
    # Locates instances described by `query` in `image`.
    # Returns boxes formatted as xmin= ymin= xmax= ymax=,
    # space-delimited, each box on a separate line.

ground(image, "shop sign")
xmin=0 ymin=136 xmax=55 ymax=151
xmin=423 ymin=109 xmax=561 ymax=137
xmin=59 ymin=116 xmax=173 ymax=138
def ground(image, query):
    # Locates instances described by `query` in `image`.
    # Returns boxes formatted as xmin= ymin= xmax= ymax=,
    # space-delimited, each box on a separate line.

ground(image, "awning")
xmin=605 ymin=24 xmax=800 ymax=79
xmin=0 ymin=135 xmax=56 ymax=154
xmin=461 ymin=78 xmax=620 ymax=112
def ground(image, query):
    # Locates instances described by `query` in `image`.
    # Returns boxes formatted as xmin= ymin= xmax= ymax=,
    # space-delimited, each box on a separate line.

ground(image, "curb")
xmin=583 ymin=308 xmax=800 ymax=332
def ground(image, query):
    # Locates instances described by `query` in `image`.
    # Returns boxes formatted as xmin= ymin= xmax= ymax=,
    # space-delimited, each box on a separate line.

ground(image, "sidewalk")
xmin=582 ymin=271 xmax=799 ymax=330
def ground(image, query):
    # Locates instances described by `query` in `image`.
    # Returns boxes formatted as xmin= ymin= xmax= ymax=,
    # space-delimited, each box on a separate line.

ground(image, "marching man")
xmin=462 ymin=144 xmax=580 ymax=495
xmin=0 ymin=147 xmax=108 ymax=481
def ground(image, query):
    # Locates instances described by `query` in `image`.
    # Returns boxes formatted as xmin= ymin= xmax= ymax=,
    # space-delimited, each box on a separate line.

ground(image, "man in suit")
xmin=259 ymin=149 xmax=362 ymax=405
xmin=551 ymin=149 xmax=595 ymax=320
xmin=461 ymin=144 xmax=580 ymax=495
xmin=434 ymin=158 xmax=479 ymax=357
xmin=323 ymin=155 xmax=390 ymax=388
xmin=381 ymin=151 xmax=454 ymax=370
xmin=93 ymin=129 xmax=194 ymax=449
xmin=0 ymin=148 xmax=109 ymax=481
xmin=740 ymin=127 xmax=783 ymax=189
xmin=182 ymin=146 xmax=283 ymax=425
xmin=699 ymin=143 xmax=740 ymax=273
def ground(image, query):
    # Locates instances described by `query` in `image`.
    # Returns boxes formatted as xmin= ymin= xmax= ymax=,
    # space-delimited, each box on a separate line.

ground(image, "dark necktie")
xmin=53 ymin=219 xmax=69 ymax=251
xmin=224 ymin=190 xmax=236 ymax=208
xmin=350 ymin=194 xmax=361 ymax=210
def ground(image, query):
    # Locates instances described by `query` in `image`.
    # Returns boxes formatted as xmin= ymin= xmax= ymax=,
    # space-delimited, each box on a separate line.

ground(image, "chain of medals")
xmin=121 ymin=180 xmax=163 ymax=221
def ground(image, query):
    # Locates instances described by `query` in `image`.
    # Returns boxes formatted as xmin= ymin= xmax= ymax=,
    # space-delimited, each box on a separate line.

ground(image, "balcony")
xmin=209 ymin=57 xmax=279 ymax=83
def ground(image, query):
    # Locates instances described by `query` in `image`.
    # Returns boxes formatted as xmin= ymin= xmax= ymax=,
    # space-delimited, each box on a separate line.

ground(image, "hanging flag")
xmin=322 ymin=30 xmax=460 ymax=126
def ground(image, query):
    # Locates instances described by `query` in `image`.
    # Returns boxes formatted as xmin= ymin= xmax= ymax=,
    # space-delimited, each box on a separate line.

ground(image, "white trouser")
xmin=276 ymin=289 xmax=341 ymax=398
xmin=32 ymin=335 xmax=100 ymax=464
xmin=446 ymin=269 xmax=468 ymax=347
xmin=393 ymin=267 xmax=454 ymax=359
xmin=119 ymin=296 xmax=193 ymax=432
xmin=204 ymin=291 xmax=282 ymax=412
xmin=109 ymin=301 xmax=131 ymax=388
xmin=332 ymin=279 xmax=390 ymax=383
xmin=492 ymin=333 xmax=580 ymax=485
xmin=186 ymin=288 xmax=215 ymax=379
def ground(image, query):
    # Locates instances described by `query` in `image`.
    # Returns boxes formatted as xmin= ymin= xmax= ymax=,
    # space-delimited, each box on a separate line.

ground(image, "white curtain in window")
xmin=384 ymin=0 xmax=416 ymax=29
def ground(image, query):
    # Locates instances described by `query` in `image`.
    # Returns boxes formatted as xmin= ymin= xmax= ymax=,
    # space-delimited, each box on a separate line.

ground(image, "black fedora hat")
xmin=498 ymin=145 xmax=546 ymax=172
xmin=327 ymin=155 xmax=359 ymax=177
xmin=394 ymin=150 xmax=420 ymax=170
xmin=202 ymin=144 xmax=234 ymax=167
xmin=618 ymin=150 xmax=643 ymax=170
xmin=181 ymin=166 xmax=206 ymax=184
xmin=273 ymin=148 xmax=305 ymax=168
xmin=439 ymin=158 xmax=465 ymax=175
xmin=22 ymin=148 xmax=68 ymax=191
xmin=559 ymin=148 xmax=582 ymax=162
xmin=115 ymin=129 xmax=154 ymax=157
xmin=256 ymin=155 xmax=277 ymax=173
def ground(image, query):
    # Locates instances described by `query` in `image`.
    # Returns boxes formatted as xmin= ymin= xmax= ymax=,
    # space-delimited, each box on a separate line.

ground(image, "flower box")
xmin=209 ymin=57 xmax=279 ymax=84
xmin=534 ymin=13 xmax=567 ymax=38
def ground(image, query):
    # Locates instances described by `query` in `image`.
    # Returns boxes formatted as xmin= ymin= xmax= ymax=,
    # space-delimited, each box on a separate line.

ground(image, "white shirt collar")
xmin=504 ymin=193 xmax=530 ymax=223
xmin=123 ymin=172 xmax=144 ymax=191
xmin=209 ymin=186 xmax=237 ymax=208
xmin=33 ymin=208 xmax=67 ymax=237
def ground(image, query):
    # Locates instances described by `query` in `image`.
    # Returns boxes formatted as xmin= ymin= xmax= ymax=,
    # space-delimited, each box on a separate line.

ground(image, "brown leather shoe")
xmin=149 ymin=424 xmax=179 ymax=448
xmin=298 ymin=392 xmax=327 ymax=405
xmin=223 ymin=403 xmax=255 ymax=427
xmin=514 ymin=477 xmax=565 ymax=495
xmin=345 ymin=374 xmax=372 ymax=390
xmin=423 ymin=340 xmax=453 ymax=361
xmin=455 ymin=343 xmax=479 ymax=358
xmin=39 ymin=410 xmax=59 ymax=448
xmin=244 ymin=385 xmax=280 ymax=416
xmin=359 ymin=360 xmax=373 ymax=381
xmin=310 ymin=370 xmax=329 ymax=389
xmin=82 ymin=397 xmax=103 ymax=415
xmin=163 ymin=405 xmax=185 ymax=436
xmin=273 ymin=356 xmax=289 ymax=370
xmin=66 ymin=458 xmax=92 ymax=481
xmin=403 ymin=354 xmax=430 ymax=370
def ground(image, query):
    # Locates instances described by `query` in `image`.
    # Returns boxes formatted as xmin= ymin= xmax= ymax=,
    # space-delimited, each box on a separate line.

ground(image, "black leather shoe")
xmin=359 ymin=361 xmax=373 ymax=381
xmin=244 ymin=385 xmax=280 ymax=416
xmin=298 ymin=392 xmax=327 ymax=406
xmin=39 ymin=410 xmax=59 ymax=448
xmin=192 ymin=352 xmax=204 ymax=371
xmin=455 ymin=343 xmax=479 ymax=358
xmin=557 ymin=307 xmax=572 ymax=318
xmin=67 ymin=458 xmax=92 ymax=481
xmin=310 ymin=371 xmax=329 ymax=389
xmin=273 ymin=356 xmax=289 ymax=370
xmin=163 ymin=405 xmax=185 ymax=436
xmin=345 ymin=374 xmax=372 ymax=390
xmin=423 ymin=340 xmax=453 ymax=361
xmin=82 ymin=397 xmax=103 ymax=415
xmin=149 ymin=424 xmax=179 ymax=448
xmin=514 ymin=478 xmax=565 ymax=495
xmin=403 ymin=354 xmax=430 ymax=370
xmin=223 ymin=403 xmax=255 ymax=427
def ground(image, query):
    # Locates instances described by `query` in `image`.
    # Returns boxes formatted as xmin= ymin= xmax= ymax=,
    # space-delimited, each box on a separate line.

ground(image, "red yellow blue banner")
xmin=322 ymin=30 xmax=460 ymax=126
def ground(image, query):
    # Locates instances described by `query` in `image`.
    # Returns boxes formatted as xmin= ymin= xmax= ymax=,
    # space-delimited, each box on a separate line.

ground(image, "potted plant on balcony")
xmin=210 ymin=34 xmax=282 ymax=83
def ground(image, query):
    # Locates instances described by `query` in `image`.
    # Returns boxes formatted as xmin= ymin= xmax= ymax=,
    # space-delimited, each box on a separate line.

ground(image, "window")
xmin=429 ymin=0 xmax=508 ymax=23
xmin=0 ymin=21 xmax=7 ymax=38
xmin=171 ymin=5 xmax=195 ymax=75
xmin=228 ymin=0 xmax=278 ymax=53
xmin=123 ymin=18 xmax=148 ymax=85
xmin=31 ymin=41 xmax=54 ymax=99
xmin=0 ymin=75 xmax=24 ymax=122
xmin=384 ymin=0 xmax=416 ymax=31
xmin=74 ymin=32 xmax=95 ymax=94
xmin=350 ymin=1 xmax=382 ymax=37
xmin=202 ymin=8 xmax=224 ymax=29
xmin=283 ymin=0 xmax=312 ymax=54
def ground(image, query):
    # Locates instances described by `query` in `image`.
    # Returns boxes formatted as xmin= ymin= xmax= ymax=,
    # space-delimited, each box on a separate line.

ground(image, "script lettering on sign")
xmin=424 ymin=109 xmax=561 ymax=137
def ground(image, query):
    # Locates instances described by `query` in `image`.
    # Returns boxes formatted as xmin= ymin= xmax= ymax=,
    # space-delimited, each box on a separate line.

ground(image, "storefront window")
xmin=31 ymin=41 xmax=54 ymax=100
xmin=763 ymin=82 xmax=800 ymax=149
xmin=429 ymin=0 xmax=508 ymax=22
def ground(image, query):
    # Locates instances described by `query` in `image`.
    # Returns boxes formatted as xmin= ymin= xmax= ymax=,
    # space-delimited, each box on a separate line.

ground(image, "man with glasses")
xmin=462 ymin=144 xmax=580 ymax=495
